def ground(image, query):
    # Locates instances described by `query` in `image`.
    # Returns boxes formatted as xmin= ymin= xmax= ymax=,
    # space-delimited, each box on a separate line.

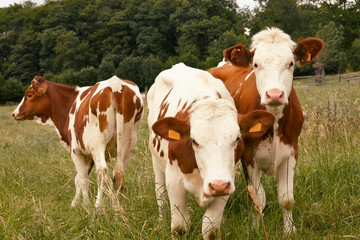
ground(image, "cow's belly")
xmin=73 ymin=111 xmax=117 ymax=156
xmin=254 ymin=137 xmax=294 ymax=176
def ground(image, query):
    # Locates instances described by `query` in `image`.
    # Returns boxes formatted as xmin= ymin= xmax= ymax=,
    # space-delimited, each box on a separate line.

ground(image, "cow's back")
xmin=148 ymin=63 xmax=234 ymax=124
xmin=69 ymin=76 xmax=143 ymax=154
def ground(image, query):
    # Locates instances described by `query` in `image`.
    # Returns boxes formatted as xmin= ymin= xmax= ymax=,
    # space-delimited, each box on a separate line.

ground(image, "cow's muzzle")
xmin=208 ymin=180 xmax=231 ymax=196
xmin=265 ymin=88 xmax=285 ymax=105
xmin=12 ymin=113 xmax=24 ymax=120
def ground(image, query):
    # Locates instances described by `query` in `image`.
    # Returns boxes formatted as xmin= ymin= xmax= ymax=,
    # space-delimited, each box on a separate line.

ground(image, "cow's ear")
xmin=31 ymin=76 xmax=48 ymax=96
xmin=223 ymin=43 xmax=252 ymax=67
xmin=294 ymin=37 xmax=324 ymax=66
xmin=35 ymin=86 xmax=47 ymax=96
xmin=152 ymin=117 xmax=190 ymax=141
xmin=31 ymin=76 xmax=45 ymax=86
xmin=238 ymin=110 xmax=275 ymax=138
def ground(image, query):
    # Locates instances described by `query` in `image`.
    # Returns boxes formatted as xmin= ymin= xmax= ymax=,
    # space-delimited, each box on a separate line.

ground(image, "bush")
xmin=0 ymin=77 xmax=25 ymax=104
xmin=116 ymin=55 xmax=164 ymax=91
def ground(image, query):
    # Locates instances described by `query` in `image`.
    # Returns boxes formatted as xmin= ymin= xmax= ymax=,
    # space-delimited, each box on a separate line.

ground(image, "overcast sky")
xmin=0 ymin=0 xmax=257 ymax=10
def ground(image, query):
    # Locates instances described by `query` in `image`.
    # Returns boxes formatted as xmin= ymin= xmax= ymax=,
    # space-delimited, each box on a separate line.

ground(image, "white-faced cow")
xmin=148 ymin=63 xmax=275 ymax=239
xmin=13 ymin=76 xmax=143 ymax=207
xmin=209 ymin=27 xmax=324 ymax=233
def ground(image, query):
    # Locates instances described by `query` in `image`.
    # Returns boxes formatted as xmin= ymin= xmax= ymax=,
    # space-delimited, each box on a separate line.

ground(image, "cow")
xmin=209 ymin=27 xmax=324 ymax=233
xmin=13 ymin=75 xmax=144 ymax=207
xmin=147 ymin=63 xmax=275 ymax=239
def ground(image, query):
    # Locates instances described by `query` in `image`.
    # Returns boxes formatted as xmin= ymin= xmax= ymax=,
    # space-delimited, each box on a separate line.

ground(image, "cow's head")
xmin=13 ymin=76 xmax=50 ymax=121
xmin=223 ymin=27 xmax=323 ymax=107
xmin=152 ymin=99 xmax=275 ymax=198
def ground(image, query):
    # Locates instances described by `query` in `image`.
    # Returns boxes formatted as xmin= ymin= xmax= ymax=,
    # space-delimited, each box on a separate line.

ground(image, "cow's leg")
xmin=166 ymin=164 xmax=189 ymax=236
xmin=92 ymin=148 xmax=108 ymax=208
xmin=71 ymin=153 xmax=91 ymax=207
xmin=248 ymin=164 xmax=266 ymax=229
xmin=152 ymin=155 xmax=166 ymax=219
xmin=277 ymin=154 xmax=296 ymax=234
xmin=202 ymin=196 xmax=229 ymax=240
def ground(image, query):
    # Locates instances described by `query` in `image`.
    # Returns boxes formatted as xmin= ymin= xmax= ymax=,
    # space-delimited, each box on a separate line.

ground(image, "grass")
xmin=0 ymin=74 xmax=359 ymax=239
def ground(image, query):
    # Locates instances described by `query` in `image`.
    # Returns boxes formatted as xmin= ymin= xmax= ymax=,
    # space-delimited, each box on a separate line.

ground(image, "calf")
xmin=148 ymin=63 xmax=275 ymax=239
xmin=209 ymin=27 xmax=323 ymax=233
xmin=13 ymin=76 xmax=143 ymax=207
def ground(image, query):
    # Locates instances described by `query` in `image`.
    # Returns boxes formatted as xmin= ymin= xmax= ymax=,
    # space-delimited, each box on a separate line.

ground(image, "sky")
xmin=0 ymin=0 xmax=257 ymax=10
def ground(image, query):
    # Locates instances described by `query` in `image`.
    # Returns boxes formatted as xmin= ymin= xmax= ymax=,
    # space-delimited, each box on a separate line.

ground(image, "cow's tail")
xmin=112 ymin=82 xmax=144 ymax=193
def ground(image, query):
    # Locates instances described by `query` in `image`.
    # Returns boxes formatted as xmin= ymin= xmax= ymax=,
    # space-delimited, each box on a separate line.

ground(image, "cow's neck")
xmin=265 ymin=104 xmax=285 ymax=129
xmin=46 ymin=82 xmax=78 ymax=145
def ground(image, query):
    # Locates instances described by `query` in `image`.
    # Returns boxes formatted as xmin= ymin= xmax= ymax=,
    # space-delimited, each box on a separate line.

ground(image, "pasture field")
xmin=0 ymin=74 xmax=359 ymax=239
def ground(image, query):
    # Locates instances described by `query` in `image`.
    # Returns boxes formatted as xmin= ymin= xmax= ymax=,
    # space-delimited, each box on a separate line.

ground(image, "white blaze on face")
xmin=189 ymin=99 xmax=239 ymax=197
xmin=12 ymin=97 xmax=25 ymax=117
xmin=251 ymin=28 xmax=297 ymax=106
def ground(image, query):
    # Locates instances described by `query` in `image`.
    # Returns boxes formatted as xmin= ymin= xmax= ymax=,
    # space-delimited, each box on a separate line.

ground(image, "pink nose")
xmin=265 ymin=88 xmax=284 ymax=105
xmin=208 ymin=180 xmax=231 ymax=196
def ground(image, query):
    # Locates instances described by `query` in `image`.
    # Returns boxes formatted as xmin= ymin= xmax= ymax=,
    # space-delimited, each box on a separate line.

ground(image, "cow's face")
xmin=188 ymin=100 xmax=239 ymax=197
xmin=223 ymin=28 xmax=323 ymax=108
xmin=252 ymin=41 xmax=296 ymax=106
xmin=152 ymin=99 xmax=275 ymax=198
xmin=13 ymin=76 xmax=50 ymax=121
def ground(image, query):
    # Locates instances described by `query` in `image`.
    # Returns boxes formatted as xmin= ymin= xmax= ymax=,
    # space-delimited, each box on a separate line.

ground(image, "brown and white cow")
xmin=148 ymin=63 xmax=275 ymax=239
xmin=13 ymin=76 xmax=143 ymax=207
xmin=209 ymin=27 xmax=323 ymax=233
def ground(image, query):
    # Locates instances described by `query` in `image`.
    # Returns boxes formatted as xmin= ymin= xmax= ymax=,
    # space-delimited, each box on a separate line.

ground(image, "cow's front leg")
xmin=247 ymin=164 xmax=266 ymax=229
xmin=202 ymin=196 xmax=229 ymax=240
xmin=71 ymin=153 xmax=91 ymax=207
xmin=166 ymin=164 xmax=189 ymax=237
xmin=277 ymin=154 xmax=297 ymax=234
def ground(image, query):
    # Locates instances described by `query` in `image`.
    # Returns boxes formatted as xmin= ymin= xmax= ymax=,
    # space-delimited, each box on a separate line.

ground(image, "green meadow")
xmin=0 ymin=74 xmax=359 ymax=239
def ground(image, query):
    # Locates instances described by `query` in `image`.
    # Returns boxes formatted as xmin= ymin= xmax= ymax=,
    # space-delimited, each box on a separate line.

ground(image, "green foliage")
xmin=251 ymin=0 xmax=306 ymax=38
xmin=116 ymin=55 xmax=163 ymax=91
xmin=0 ymin=0 xmax=359 ymax=103
xmin=347 ymin=39 xmax=360 ymax=71
xmin=0 ymin=77 xmax=25 ymax=104
xmin=316 ymin=22 xmax=345 ymax=73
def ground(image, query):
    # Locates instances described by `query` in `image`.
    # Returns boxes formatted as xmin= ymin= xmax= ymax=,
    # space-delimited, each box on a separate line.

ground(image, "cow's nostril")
xmin=209 ymin=180 xmax=231 ymax=196
xmin=265 ymin=88 xmax=285 ymax=105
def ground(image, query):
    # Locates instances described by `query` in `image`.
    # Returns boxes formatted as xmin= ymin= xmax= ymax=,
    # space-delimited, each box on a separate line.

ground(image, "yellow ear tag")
xmin=249 ymin=122 xmax=262 ymax=133
xmin=301 ymin=52 xmax=311 ymax=62
xmin=168 ymin=129 xmax=181 ymax=140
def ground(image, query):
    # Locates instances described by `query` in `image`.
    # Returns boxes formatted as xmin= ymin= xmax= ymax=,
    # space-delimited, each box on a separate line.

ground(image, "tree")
xmin=0 ymin=77 xmax=24 ymax=104
xmin=347 ymin=39 xmax=360 ymax=71
xmin=250 ymin=0 xmax=307 ymax=38
xmin=314 ymin=22 xmax=344 ymax=85
xmin=53 ymin=31 xmax=95 ymax=73
xmin=5 ymin=30 xmax=41 ymax=83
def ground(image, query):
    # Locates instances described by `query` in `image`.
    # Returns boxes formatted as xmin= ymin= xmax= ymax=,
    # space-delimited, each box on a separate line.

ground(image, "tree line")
xmin=0 ymin=0 xmax=359 ymax=103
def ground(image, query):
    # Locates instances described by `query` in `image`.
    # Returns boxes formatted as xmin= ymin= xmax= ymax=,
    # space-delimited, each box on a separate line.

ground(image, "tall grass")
xmin=0 ymin=76 xmax=359 ymax=239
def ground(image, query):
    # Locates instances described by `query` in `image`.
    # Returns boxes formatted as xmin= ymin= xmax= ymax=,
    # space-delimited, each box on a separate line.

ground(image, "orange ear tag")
xmin=249 ymin=122 xmax=262 ymax=133
xmin=231 ymin=48 xmax=240 ymax=60
xmin=301 ymin=52 xmax=311 ymax=62
xmin=168 ymin=130 xmax=181 ymax=140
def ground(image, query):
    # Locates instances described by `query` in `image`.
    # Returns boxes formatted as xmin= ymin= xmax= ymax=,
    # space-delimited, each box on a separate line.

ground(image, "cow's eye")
xmin=236 ymin=136 xmax=241 ymax=142
xmin=289 ymin=62 xmax=294 ymax=67
xmin=253 ymin=63 xmax=258 ymax=68
xmin=27 ymin=93 xmax=33 ymax=98
xmin=192 ymin=139 xmax=199 ymax=147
